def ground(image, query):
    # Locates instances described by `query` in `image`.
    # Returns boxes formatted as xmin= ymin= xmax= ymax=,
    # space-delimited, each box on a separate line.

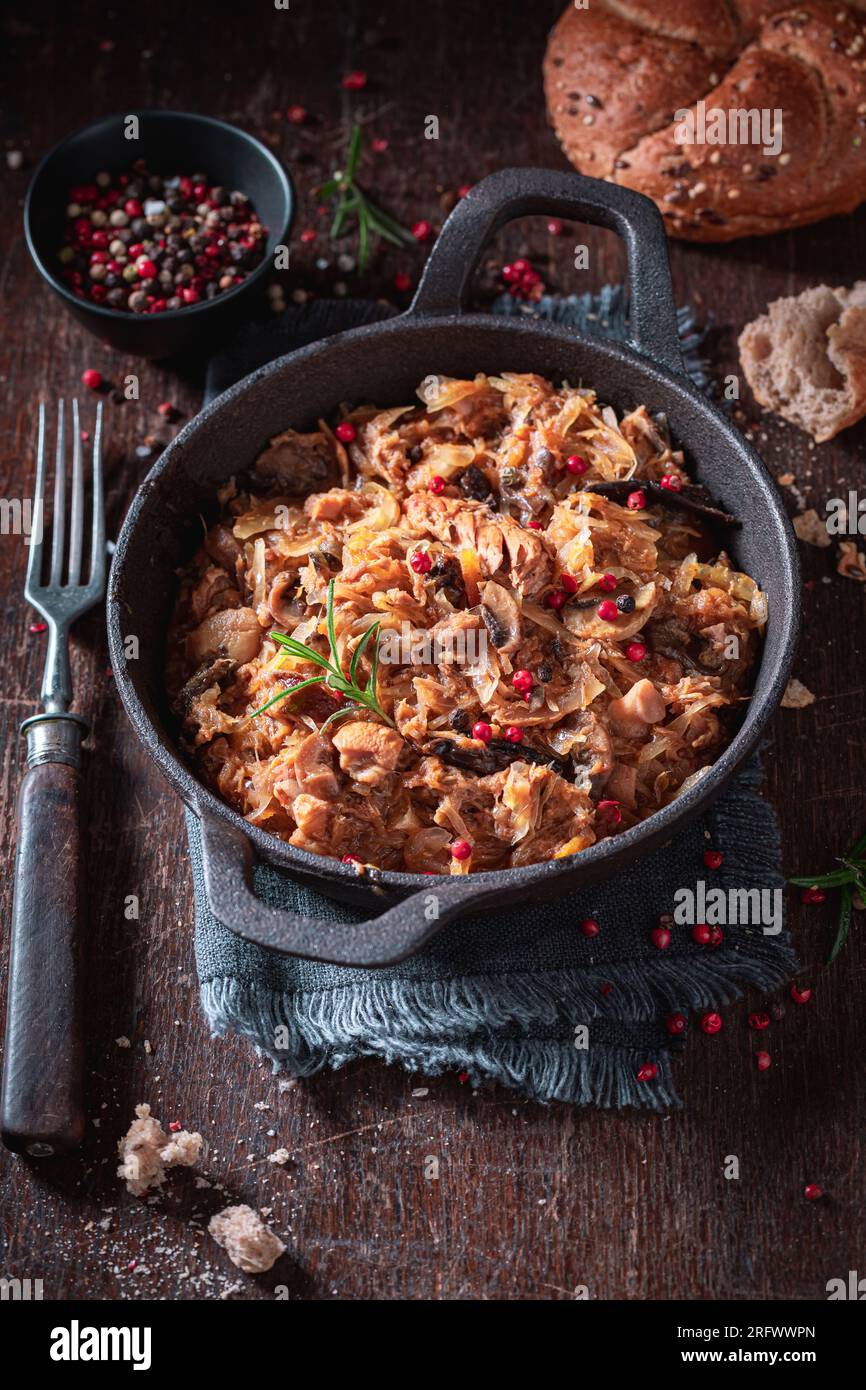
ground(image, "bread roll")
xmin=544 ymin=1 xmax=866 ymax=241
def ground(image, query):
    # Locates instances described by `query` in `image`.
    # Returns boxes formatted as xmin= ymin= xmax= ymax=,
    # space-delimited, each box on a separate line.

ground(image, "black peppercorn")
xmin=449 ymin=709 xmax=470 ymax=732
xmin=538 ymin=662 xmax=553 ymax=683
xmin=458 ymin=463 xmax=492 ymax=501
xmin=616 ymin=594 xmax=636 ymax=614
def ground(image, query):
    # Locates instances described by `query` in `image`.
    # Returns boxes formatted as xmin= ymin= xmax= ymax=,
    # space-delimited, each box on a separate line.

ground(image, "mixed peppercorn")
xmin=57 ymin=161 xmax=267 ymax=313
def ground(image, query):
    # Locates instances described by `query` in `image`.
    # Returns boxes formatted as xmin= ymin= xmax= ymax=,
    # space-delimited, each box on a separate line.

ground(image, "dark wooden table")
xmin=1 ymin=0 xmax=864 ymax=1302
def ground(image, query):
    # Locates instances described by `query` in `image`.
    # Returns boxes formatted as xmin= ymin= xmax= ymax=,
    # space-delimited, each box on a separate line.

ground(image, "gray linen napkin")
xmin=188 ymin=290 xmax=797 ymax=1109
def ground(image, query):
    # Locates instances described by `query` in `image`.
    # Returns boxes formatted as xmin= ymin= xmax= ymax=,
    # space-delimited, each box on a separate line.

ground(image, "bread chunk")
xmin=739 ymin=282 xmax=866 ymax=442
xmin=208 ymin=1204 xmax=286 ymax=1274
xmin=117 ymin=1103 xmax=202 ymax=1197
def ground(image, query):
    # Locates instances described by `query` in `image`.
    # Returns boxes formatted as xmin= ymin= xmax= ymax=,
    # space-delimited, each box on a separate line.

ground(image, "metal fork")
xmin=1 ymin=400 xmax=105 ymax=1157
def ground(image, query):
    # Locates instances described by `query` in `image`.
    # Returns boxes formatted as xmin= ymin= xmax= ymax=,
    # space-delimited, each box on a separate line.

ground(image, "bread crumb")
xmin=793 ymin=509 xmax=831 ymax=547
xmin=267 ymin=1148 xmax=291 ymax=1165
xmin=782 ymin=678 xmax=817 ymax=708
xmin=115 ymin=1036 xmax=131 ymax=1049
xmin=117 ymin=1103 xmax=202 ymax=1197
xmin=837 ymin=539 xmax=866 ymax=580
xmin=208 ymin=1204 xmax=285 ymax=1274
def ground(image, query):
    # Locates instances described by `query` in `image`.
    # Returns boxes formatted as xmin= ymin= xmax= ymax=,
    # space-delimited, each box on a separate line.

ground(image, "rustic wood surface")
xmin=0 ymin=0 xmax=864 ymax=1301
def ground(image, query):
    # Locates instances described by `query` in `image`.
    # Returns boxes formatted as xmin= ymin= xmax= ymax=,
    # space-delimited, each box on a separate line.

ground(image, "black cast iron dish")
xmin=108 ymin=169 xmax=800 ymax=966
xmin=25 ymin=110 xmax=294 ymax=359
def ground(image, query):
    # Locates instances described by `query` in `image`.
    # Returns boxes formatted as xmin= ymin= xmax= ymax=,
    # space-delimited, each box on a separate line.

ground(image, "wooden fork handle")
xmin=1 ymin=729 xmax=86 ymax=1156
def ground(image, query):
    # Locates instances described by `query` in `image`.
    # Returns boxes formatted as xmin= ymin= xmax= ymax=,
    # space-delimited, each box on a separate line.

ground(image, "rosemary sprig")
xmin=252 ymin=579 xmax=394 ymax=730
xmin=789 ymin=825 xmax=866 ymax=962
xmin=317 ymin=123 xmax=415 ymax=272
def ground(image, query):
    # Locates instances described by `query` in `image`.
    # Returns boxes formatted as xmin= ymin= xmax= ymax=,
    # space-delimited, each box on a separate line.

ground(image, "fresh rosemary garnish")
xmin=789 ymin=825 xmax=866 ymax=963
xmin=252 ymin=579 xmax=394 ymax=731
xmin=317 ymin=124 xmax=415 ymax=272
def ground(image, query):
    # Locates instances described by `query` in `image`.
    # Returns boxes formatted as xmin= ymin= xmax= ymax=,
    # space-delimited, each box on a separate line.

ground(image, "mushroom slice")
xmin=188 ymin=607 xmax=263 ymax=665
xmin=479 ymin=580 xmax=522 ymax=654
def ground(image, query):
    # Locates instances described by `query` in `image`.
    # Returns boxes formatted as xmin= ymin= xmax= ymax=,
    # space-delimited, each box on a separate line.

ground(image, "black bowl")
xmin=24 ymin=110 xmax=294 ymax=360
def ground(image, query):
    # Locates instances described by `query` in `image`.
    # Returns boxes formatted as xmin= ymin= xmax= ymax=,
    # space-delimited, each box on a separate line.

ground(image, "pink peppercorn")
xmin=410 ymin=550 xmax=431 ymax=575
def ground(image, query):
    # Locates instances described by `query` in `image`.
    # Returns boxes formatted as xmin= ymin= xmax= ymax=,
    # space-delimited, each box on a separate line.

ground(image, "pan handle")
xmin=198 ymin=810 xmax=500 ymax=966
xmin=410 ymin=168 xmax=683 ymax=378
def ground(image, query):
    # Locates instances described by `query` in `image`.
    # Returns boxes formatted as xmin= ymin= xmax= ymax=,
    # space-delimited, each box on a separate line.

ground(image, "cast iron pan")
xmin=107 ymin=169 xmax=800 ymax=966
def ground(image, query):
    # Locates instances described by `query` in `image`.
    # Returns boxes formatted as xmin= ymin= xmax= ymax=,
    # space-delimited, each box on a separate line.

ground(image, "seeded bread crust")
xmin=739 ymin=281 xmax=866 ymax=441
xmin=543 ymin=0 xmax=866 ymax=242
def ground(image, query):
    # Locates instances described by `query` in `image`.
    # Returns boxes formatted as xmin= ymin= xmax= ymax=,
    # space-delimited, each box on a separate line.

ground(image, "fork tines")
xmin=27 ymin=400 xmax=105 ymax=605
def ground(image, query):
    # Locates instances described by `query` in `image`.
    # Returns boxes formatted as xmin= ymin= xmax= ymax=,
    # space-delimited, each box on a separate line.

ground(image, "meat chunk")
xmin=188 ymin=564 xmax=240 ymax=624
xmin=476 ymin=515 xmax=552 ymax=597
xmin=404 ymin=491 xmax=483 ymax=549
xmin=209 ymin=1204 xmax=285 ymax=1274
xmin=254 ymin=427 xmax=338 ymax=493
xmin=204 ymin=524 xmax=243 ymax=576
xmin=333 ymin=721 xmax=404 ymax=786
xmin=289 ymin=793 xmax=334 ymax=848
xmin=292 ymin=733 xmax=339 ymax=799
xmin=304 ymin=488 xmax=367 ymax=523
xmin=608 ymin=678 xmax=667 ymax=737
xmin=288 ymin=790 xmax=397 ymax=865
